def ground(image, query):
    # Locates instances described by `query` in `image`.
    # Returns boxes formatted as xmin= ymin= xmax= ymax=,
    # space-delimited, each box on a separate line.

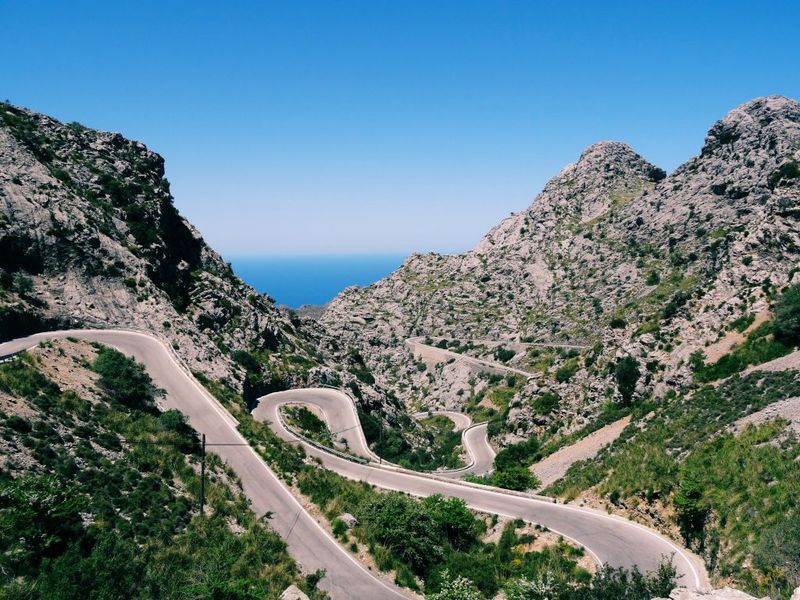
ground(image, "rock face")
xmin=654 ymin=587 xmax=768 ymax=600
xmin=322 ymin=96 xmax=800 ymax=439
xmin=0 ymin=102 xmax=317 ymax=390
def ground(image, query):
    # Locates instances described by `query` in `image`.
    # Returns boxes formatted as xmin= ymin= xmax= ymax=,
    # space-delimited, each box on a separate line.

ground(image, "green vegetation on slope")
xmin=545 ymin=369 xmax=800 ymax=599
xmin=691 ymin=320 xmax=793 ymax=382
xmin=692 ymin=284 xmax=800 ymax=382
xmin=357 ymin=407 xmax=464 ymax=471
xmin=281 ymin=404 xmax=334 ymax=447
xmin=0 ymin=345 xmax=322 ymax=600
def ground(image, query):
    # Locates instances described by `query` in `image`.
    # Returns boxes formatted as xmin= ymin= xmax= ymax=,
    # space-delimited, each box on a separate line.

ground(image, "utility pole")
xmin=378 ymin=406 xmax=383 ymax=465
xmin=199 ymin=433 xmax=206 ymax=517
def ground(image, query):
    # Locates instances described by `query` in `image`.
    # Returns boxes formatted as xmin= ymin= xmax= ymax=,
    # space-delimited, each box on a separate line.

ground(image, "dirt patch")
xmin=531 ymin=416 xmax=631 ymax=489
xmin=703 ymin=310 xmax=770 ymax=364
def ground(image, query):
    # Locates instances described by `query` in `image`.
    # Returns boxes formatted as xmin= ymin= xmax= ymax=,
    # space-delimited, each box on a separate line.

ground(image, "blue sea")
xmin=228 ymin=254 xmax=407 ymax=308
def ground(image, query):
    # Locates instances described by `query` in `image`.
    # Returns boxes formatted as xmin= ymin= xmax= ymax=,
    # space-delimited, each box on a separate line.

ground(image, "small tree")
xmin=673 ymin=475 xmax=708 ymax=549
xmin=614 ymin=356 xmax=640 ymax=406
xmin=424 ymin=495 xmax=483 ymax=550
xmin=491 ymin=467 xmax=539 ymax=491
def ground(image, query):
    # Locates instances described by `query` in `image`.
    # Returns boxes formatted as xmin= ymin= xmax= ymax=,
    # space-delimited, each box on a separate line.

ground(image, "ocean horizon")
xmin=228 ymin=254 xmax=408 ymax=308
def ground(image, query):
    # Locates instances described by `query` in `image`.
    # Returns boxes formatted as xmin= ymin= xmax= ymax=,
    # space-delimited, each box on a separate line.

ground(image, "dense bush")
xmin=773 ymin=283 xmax=800 ymax=345
xmin=361 ymin=493 xmax=446 ymax=574
xmin=494 ymin=347 xmax=516 ymax=363
xmin=92 ymin=346 xmax=161 ymax=411
xmin=533 ymin=391 xmax=560 ymax=415
xmin=609 ymin=317 xmax=627 ymax=329
xmin=297 ymin=467 xmax=619 ymax=597
xmin=494 ymin=436 xmax=540 ymax=472
xmin=753 ymin=511 xmax=800 ymax=596
xmin=283 ymin=405 xmax=332 ymax=446
xmin=491 ymin=467 xmax=539 ymax=491
xmin=555 ymin=358 xmax=580 ymax=383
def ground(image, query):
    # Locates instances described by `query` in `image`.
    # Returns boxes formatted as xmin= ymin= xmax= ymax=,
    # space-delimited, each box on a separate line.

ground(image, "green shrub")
xmin=692 ymin=321 xmax=792 ymax=382
xmin=359 ymin=493 xmax=444 ymax=575
xmin=494 ymin=437 xmax=540 ymax=472
xmin=555 ymin=358 xmax=579 ymax=383
xmin=768 ymin=160 xmax=800 ymax=189
xmin=646 ymin=271 xmax=661 ymax=285
xmin=490 ymin=467 xmax=539 ymax=491
xmin=533 ymin=392 xmax=560 ymax=415
xmin=494 ymin=347 xmax=516 ymax=363
xmin=753 ymin=511 xmax=800 ymax=595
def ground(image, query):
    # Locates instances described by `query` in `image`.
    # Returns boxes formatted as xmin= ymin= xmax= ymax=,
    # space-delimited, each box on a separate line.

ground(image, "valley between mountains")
xmin=1 ymin=96 xmax=799 ymax=599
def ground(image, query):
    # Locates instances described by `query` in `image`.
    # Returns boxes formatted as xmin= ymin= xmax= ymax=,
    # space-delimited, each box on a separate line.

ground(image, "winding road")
xmin=0 ymin=330 xmax=707 ymax=598
xmin=406 ymin=337 xmax=536 ymax=379
xmin=411 ymin=410 xmax=495 ymax=477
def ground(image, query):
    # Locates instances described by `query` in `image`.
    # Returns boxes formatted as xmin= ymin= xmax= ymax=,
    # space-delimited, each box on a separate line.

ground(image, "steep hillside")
xmin=323 ymin=96 xmax=800 ymax=439
xmin=0 ymin=339 xmax=324 ymax=598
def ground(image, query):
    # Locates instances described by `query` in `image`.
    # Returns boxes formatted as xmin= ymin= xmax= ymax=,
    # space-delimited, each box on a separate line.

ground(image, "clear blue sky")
xmin=2 ymin=1 xmax=799 ymax=255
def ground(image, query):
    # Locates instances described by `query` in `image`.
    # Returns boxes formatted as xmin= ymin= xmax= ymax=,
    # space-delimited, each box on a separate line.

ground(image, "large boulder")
xmin=280 ymin=585 xmax=310 ymax=600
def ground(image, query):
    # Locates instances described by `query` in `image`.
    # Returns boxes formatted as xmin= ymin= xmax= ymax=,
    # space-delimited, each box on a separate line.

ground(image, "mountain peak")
xmin=569 ymin=141 xmax=666 ymax=183
xmin=701 ymin=95 xmax=800 ymax=157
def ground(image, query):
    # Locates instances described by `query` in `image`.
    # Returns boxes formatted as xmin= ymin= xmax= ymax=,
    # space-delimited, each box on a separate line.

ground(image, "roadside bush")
xmin=423 ymin=495 xmax=485 ymax=550
xmin=360 ymin=493 xmax=444 ymax=575
xmin=494 ymin=436 xmax=540 ymax=472
xmin=92 ymin=347 xmax=160 ymax=411
xmin=490 ymin=467 xmax=539 ymax=491
xmin=494 ymin=347 xmax=516 ymax=363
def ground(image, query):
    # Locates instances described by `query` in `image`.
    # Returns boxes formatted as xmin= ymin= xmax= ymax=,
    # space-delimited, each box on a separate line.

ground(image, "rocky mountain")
xmin=322 ymin=96 xmax=800 ymax=440
xmin=0 ymin=101 xmax=417 ymax=430
xmin=0 ymin=102 xmax=328 ymax=399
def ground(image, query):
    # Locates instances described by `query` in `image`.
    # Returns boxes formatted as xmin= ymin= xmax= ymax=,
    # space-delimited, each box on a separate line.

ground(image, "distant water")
xmin=228 ymin=254 xmax=407 ymax=308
